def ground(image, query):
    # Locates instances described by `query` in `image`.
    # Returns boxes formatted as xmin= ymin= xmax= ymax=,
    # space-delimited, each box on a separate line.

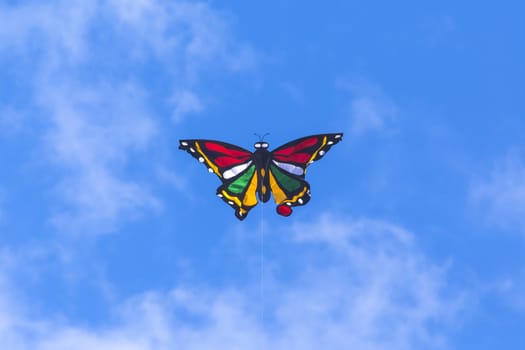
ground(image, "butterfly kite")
xmin=179 ymin=133 xmax=343 ymax=220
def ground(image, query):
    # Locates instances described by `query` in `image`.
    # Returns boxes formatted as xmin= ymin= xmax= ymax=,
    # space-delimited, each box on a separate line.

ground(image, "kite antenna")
xmin=254 ymin=132 xmax=270 ymax=141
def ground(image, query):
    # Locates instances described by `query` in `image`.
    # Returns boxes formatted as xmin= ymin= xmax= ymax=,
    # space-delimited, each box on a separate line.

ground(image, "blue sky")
xmin=0 ymin=0 xmax=524 ymax=348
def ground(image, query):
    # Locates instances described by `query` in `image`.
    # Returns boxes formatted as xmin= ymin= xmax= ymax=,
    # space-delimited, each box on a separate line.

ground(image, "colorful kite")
xmin=179 ymin=133 xmax=343 ymax=220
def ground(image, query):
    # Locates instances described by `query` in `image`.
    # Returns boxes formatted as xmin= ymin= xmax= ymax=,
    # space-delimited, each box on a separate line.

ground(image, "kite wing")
xmin=268 ymin=133 xmax=343 ymax=216
xmin=179 ymin=139 xmax=258 ymax=220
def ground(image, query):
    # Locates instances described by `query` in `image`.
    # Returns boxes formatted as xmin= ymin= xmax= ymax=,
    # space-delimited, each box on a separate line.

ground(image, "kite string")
xmin=260 ymin=200 xmax=264 ymax=324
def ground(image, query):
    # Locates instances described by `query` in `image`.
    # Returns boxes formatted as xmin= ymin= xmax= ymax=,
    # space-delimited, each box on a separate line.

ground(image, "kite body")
xmin=179 ymin=133 xmax=343 ymax=220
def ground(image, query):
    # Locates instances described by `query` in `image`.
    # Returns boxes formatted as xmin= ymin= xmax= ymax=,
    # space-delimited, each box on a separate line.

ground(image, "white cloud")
xmin=171 ymin=90 xmax=204 ymax=123
xmin=423 ymin=15 xmax=456 ymax=48
xmin=338 ymin=79 xmax=398 ymax=135
xmin=0 ymin=107 xmax=24 ymax=136
xmin=106 ymin=0 xmax=256 ymax=70
xmin=482 ymin=274 xmax=525 ymax=313
xmin=0 ymin=190 xmax=4 ymax=224
xmin=0 ymin=215 xmax=463 ymax=349
xmin=156 ymin=167 xmax=188 ymax=193
xmin=0 ymin=0 xmax=255 ymax=234
xmin=470 ymin=154 xmax=525 ymax=233
xmin=39 ymin=82 xmax=160 ymax=234
xmin=281 ymin=82 xmax=305 ymax=104
xmin=351 ymin=95 xmax=396 ymax=133
xmin=287 ymin=214 xmax=462 ymax=349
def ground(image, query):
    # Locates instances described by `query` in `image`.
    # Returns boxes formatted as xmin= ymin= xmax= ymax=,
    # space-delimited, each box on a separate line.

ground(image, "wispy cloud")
xmin=287 ymin=214 xmax=463 ymax=349
xmin=280 ymin=81 xmax=305 ymax=104
xmin=0 ymin=214 xmax=464 ymax=349
xmin=0 ymin=107 xmax=24 ymax=137
xmin=0 ymin=1 xmax=95 ymax=59
xmin=337 ymin=79 xmax=398 ymax=136
xmin=171 ymin=90 xmax=204 ymax=123
xmin=107 ymin=0 xmax=257 ymax=72
xmin=41 ymin=82 xmax=160 ymax=234
xmin=0 ymin=0 xmax=256 ymax=234
xmin=470 ymin=153 xmax=525 ymax=234
xmin=423 ymin=15 xmax=456 ymax=48
xmin=0 ymin=190 xmax=4 ymax=224
xmin=483 ymin=273 xmax=525 ymax=313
